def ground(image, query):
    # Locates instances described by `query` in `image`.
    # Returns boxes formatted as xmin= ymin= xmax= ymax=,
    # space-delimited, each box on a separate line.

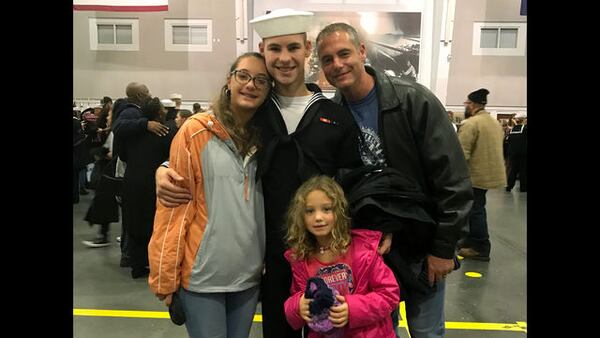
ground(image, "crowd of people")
xmin=73 ymin=8 xmax=526 ymax=338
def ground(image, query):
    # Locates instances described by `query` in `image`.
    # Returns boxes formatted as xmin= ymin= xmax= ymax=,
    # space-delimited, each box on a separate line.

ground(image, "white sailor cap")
xmin=170 ymin=93 xmax=182 ymax=100
xmin=249 ymin=8 xmax=314 ymax=39
xmin=161 ymin=99 xmax=176 ymax=108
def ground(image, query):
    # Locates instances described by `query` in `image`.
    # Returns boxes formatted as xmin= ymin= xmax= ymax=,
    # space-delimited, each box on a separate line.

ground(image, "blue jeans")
xmin=407 ymin=259 xmax=446 ymax=338
xmin=78 ymin=168 xmax=87 ymax=190
xmin=392 ymin=258 xmax=447 ymax=338
xmin=465 ymin=188 xmax=490 ymax=255
xmin=179 ymin=286 xmax=260 ymax=338
xmin=391 ymin=305 xmax=400 ymax=337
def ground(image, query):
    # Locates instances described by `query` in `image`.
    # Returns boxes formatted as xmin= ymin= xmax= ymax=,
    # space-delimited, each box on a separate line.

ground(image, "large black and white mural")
xmin=305 ymin=11 xmax=422 ymax=91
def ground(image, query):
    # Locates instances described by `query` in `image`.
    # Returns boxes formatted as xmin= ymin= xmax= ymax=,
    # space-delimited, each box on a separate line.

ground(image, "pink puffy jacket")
xmin=284 ymin=229 xmax=400 ymax=338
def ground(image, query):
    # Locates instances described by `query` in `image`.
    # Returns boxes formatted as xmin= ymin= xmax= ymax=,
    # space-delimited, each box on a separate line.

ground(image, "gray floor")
xmin=73 ymin=183 xmax=527 ymax=337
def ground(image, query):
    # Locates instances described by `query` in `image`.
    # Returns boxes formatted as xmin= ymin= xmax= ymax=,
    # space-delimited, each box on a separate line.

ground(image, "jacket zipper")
xmin=244 ymin=169 xmax=249 ymax=202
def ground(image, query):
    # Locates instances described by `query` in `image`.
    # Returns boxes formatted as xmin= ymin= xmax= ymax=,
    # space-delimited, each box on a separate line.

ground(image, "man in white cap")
xmin=161 ymin=98 xmax=178 ymax=122
xmin=249 ymin=9 xmax=362 ymax=338
xmin=169 ymin=93 xmax=182 ymax=110
xmin=153 ymin=8 xmax=363 ymax=338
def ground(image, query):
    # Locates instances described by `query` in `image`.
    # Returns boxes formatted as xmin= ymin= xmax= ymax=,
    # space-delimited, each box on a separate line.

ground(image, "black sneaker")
xmin=131 ymin=267 xmax=150 ymax=279
xmin=82 ymin=237 xmax=110 ymax=248
xmin=119 ymin=256 xmax=131 ymax=268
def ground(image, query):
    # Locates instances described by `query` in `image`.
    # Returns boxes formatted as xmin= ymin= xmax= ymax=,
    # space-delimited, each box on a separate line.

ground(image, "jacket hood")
xmin=186 ymin=112 xmax=230 ymax=141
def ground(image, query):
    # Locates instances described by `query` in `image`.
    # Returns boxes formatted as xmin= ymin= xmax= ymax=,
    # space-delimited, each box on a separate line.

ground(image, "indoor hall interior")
xmin=73 ymin=184 xmax=527 ymax=337
xmin=73 ymin=0 xmax=527 ymax=336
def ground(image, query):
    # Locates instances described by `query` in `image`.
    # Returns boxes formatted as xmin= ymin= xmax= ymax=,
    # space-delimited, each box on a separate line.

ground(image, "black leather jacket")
xmin=333 ymin=66 xmax=473 ymax=260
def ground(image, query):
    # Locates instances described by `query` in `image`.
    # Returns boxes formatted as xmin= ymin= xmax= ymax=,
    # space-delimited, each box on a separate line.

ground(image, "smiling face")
xmin=226 ymin=56 xmax=271 ymax=114
xmin=317 ymin=31 xmax=367 ymax=93
xmin=260 ymin=33 xmax=311 ymax=89
xmin=304 ymin=189 xmax=336 ymax=244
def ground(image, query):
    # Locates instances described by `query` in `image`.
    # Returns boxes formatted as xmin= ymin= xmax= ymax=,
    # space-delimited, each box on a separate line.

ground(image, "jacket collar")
xmin=270 ymin=83 xmax=327 ymax=116
xmin=473 ymin=108 xmax=488 ymax=117
xmin=188 ymin=112 xmax=230 ymax=142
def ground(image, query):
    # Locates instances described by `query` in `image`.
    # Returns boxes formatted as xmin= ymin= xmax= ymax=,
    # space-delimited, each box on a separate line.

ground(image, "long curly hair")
xmin=211 ymin=52 xmax=269 ymax=157
xmin=286 ymin=175 xmax=352 ymax=261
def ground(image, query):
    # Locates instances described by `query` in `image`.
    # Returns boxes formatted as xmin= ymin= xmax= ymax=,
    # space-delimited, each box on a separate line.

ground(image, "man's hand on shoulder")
xmin=148 ymin=121 xmax=169 ymax=136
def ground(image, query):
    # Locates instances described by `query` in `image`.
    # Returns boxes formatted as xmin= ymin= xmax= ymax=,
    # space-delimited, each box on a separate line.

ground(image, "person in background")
xmin=149 ymin=52 xmax=271 ymax=338
xmin=111 ymin=83 xmax=169 ymax=269
xmin=106 ymin=98 xmax=132 ymax=267
xmin=95 ymin=97 xmax=113 ymax=146
xmin=284 ymin=175 xmax=399 ymax=338
xmin=457 ymin=88 xmax=506 ymax=262
xmin=175 ymin=109 xmax=193 ymax=129
xmin=447 ymin=110 xmax=458 ymax=132
xmin=121 ymin=97 xmax=176 ymax=279
xmin=79 ymin=106 xmax=101 ymax=195
xmin=192 ymin=103 xmax=203 ymax=114
xmin=505 ymin=116 xmax=527 ymax=192
xmin=170 ymin=93 xmax=183 ymax=110
xmin=73 ymin=111 xmax=86 ymax=203
xmin=82 ymin=97 xmax=121 ymax=248
xmin=82 ymin=146 xmax=119 ymax=248
xmin=162 ymin=98 xmax=179 ymax=122
xmin=111 ymin=82 xmax=169 ymax=144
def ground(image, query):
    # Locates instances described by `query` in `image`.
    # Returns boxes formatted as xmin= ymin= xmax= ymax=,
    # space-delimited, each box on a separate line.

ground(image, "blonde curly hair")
xmin=285 ymin=175 xmax=352 ymax=261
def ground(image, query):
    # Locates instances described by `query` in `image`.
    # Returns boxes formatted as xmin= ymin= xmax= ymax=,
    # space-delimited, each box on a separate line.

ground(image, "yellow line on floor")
xmin=74 ymin=309 xmax=170 ymax=319
xmin=445 ymin=321 xmax=526 ymax=332
xmin=73 ymin=309 xmax=525 ymax=332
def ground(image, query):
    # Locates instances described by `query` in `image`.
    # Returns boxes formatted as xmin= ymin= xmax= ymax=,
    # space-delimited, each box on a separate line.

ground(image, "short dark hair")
xmin=178 ymin=109 xmax=193 ymax=119
xmin=316 ymin=22 xmax=361 ymax=52
xmin=142 ymin=97 xmax=162 ymax=121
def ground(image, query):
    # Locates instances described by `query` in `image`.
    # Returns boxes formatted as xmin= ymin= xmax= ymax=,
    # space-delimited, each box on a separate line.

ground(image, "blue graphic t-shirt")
xmin=347 ymin=87 xmax=386 ymax=166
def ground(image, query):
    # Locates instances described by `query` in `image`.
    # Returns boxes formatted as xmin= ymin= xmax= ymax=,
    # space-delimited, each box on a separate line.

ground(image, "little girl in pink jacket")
xmin=283 ymin=176 xmax=400 ymax=338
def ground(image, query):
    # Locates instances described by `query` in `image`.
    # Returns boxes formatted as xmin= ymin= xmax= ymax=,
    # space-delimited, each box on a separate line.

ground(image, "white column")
xmin=235 ymin=0 xmax=249 ymax=56
xmin=434 ymin=0 xmax=455 ymax=105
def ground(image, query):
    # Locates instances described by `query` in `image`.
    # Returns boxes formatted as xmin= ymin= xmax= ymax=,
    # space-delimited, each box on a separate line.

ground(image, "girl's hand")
xmin=329 ymin=295 xmax=349 ymax=328
xmin=299 ymin=294 xmax=312 ymax=322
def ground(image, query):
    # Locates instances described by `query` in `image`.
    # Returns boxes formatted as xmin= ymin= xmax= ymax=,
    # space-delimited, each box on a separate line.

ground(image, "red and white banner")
xmin=73 ymin=0 xmax=168 ymax=12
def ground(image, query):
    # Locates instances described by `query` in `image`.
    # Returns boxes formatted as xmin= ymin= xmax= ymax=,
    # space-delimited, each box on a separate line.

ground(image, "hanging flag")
xmin=73 ymin=0 xmax=168 ymax=12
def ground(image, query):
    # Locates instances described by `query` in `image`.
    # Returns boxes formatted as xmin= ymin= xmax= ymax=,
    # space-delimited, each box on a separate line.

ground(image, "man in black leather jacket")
xmin=316 ymin=23 xmax=473 ymax=338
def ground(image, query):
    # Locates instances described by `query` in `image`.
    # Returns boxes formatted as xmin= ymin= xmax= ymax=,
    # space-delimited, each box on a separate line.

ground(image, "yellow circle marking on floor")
xmin=465 ymin=272 xmax=482 ymax=278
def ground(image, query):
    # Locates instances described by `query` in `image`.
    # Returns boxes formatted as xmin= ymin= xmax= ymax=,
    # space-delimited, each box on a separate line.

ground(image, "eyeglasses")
xmin=230 ymin=70 xmax=271 ymax=90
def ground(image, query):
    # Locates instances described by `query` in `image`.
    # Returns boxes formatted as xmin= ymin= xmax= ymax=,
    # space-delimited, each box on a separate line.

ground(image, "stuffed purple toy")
xmin=304 ymin=277 xmax=343 ymax=337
